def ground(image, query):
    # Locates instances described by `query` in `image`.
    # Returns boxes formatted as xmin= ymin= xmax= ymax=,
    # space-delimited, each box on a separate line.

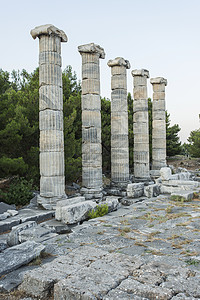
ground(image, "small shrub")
xmin=118 ymin=227 xmax=131 ymax=234
xmin=185 ymin=259 xmax=200 ymax=266
xmin=88 ymin=204 xmax=109 ymax=219
xmin=170 ymin=195 xmax=188 ymax=202
xmin=0 ymin=177 xmax=34 ymax=206
xmin=166 ymin=206 xmax=174 ymax=213
xmin=193 ymin=192 xmax=200 ymax=199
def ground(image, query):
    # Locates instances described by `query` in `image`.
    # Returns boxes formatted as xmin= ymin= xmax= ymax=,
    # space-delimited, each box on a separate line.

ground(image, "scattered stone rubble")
xmin=0 ymin=164 xmax=200 ymax=299
xmin=0 ymin=241 xmax=45 ymax=276
xmin=55 ymin=195 xmax=119 ymax=224
xmin=0 ymin=202 xmax=18 ymax=221
xmin=1 ymin=23 xmax=200 ymax=299
xmin=1 ymin=193 xmax=200 ymax=299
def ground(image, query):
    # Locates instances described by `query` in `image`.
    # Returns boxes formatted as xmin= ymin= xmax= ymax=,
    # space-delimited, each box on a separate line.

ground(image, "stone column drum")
xmin=150 ymin=77 xmax=167 ymax=170
xmin=78 ymin=43 xmax=105 ymax=200
xmin=107 ymin=57 xmax=130 ymax=186
xmin=31 ymin=24 xmax=68 ymax=209
xmin=132 ymin=69 xmax=150 ymax=181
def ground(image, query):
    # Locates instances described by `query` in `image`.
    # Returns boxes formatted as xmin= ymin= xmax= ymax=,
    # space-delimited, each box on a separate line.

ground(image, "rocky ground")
xmin=167 ymin=156 xmax=200 ymax=172
xmin=0 ymin=193 xmax=200 ymax=299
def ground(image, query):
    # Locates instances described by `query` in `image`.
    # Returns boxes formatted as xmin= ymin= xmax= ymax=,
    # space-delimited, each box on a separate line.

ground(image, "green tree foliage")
xmin=88 ymin=203 xmax=109 ymax=219
xmin=147 ymin=99 xmax=181 ymax=158
xmin=166 ymin=113 xmax=181 ymax=156
xmin=0 ymin=177 xmax=34 ymax=206
xmin=128 ymin=93 xmax=134 ymax=170
xmin=187 ymin=129 xmax=200 ymax=157
xmin=0 ymin=68 xmax=39 ymax=184
xmin=181 ymin=142 xmax=191 ymax=156
xmin=0 ymin=65 xmax=183 ymax=199
xmin=0 ymin=66 xmax=82 ymax=187
xmin=101 ymin=97 xmax=111 ymax=174
xmin=63 ymin=66 xmax=82 ymax=182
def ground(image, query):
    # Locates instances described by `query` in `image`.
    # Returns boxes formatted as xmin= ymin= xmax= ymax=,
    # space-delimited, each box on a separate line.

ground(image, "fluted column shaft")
xmin=150 ymin=77 xmax=167 ymax=170
xmin=108 ymin=57 xmax=130 ymax=185
xmin=31 ymin=24 xmax=67 ymax=209
xmin=78 ymin=43 xmax=105 ymax=199
xmin=132 ymin=69 xmax=150 ymax=180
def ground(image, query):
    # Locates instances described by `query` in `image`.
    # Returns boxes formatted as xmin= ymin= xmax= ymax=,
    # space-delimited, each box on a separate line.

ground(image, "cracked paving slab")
xmin=1 ymin=196 xmax=200 ymax=299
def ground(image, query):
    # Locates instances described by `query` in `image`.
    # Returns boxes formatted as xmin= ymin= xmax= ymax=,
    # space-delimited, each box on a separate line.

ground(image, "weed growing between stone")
xmin=170 ymin=195 xmax=190 ymax=202
xmin=180 ymin=250 xmax=199 ymax=256
xmin=134 ymin=241 xmax=147 ymax=247
xmin=193 ymin=192 xmax=200 ymax=199
xmin=120 ymin=218 xmax=131 ymax=225
xmin=118 ymin=227 xmax=131 ymax=233
xmin=88 ymin=204 xmax=109 ymax=219
xmin=97 ymin=230 xmax=105 ymax=235
xmin=185 ymin=259 xmax=200 ymax=266
xmin=28 ymin=251 xmax=53 ymax=266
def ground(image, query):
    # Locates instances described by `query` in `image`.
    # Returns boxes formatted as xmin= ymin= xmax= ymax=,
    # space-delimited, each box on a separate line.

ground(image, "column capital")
xmin=30 ymin=24 xmax=68 ymax=42
xmin=107 ymin=57 xmax=130 ymax=69
xmin=150 ymin=77 xmax=167 ymax=86
xmin=78 ymin=43 xmax=105 ymax=59
xmin=131 ymin=69 xmax=149 ymax=78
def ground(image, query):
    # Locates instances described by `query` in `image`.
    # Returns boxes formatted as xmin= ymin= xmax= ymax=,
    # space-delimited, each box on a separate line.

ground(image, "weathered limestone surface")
xmin=55 ymin=196 xmax=85 ymax=221
xmin=108 ymin=57 xmax=130 ymax=185
xmin=78 ymin=43 xmax=105 ymax=200
xmin=160 ymin=181 xmax=200 ymax=194
xmin=56 ymin=200 xmax=98 ymax=224
xmin=31 ymin=24 xmax=67 ymax=209
xmin=0 ymin=203 xmax=18 ymax=222
xmin=104 ymin=196 xmax=120 ymax=212
xmin=7 ymin=221 xmax=37 ymax=246
xmin=159 ymin=167 xmax=200 ymax=194
xmin=160 ymin=167 xmax=191 ymax=181
xmin=132 ymin=69 xmax=150 ymax=180
xmin=19 ymin=225 xmax=57 ymax=243
xmin=0 ymin=208 xmax=55 ymax=234
xmin=0 ymin=202 xmax=16 ymax=214
xmin=151 ymin=77 xmax=167 ymax=170
xmin=171 ymin=191 xmax=194 ymax=201
xmin=160 ymin=167 xmax=172 ymax=181
xmin=54 ymin=253 xmax=136 ymax=300
xmin=41 ymin=219 xmax=71 ymax=234
xmin=144 ymin=184 xmax=160 ymax=198
xmin=55 ymin=196 xmax=119 ymax=225
xmin=19 ymin=246 xmax=107 ymax=298
xmin=2 ymin=193 xmax=200 ymax=299
xmin=127 ymin=183 xmax=144 ymax=198
xmin=0 ymin=241 xmax=45 ymax=276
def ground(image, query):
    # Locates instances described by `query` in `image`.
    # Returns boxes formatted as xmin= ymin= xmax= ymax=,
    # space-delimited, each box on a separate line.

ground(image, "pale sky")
xmin=1 ymin=0 xmax=200 ymax=143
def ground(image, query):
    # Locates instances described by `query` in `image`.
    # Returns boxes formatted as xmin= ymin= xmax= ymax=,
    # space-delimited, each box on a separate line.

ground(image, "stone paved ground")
xmin=1 ymin=195 xmax=200 ymax=299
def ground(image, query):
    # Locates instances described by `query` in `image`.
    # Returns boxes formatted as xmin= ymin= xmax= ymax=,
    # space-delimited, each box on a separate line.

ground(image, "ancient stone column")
xmin=107 ymin=57 xmax=130 ymax=186
xmin=150 ymin=77 xmax=167 ymax=170
xmin=78 ymin=43 xmax=105 ymax=200
xmin=31 ymin=24 xmax=67 ymax=209
xmin=132 ymin=69 xmax=150 ymax=181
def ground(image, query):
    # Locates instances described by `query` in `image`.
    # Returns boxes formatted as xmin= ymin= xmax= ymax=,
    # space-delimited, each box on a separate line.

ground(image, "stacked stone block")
xmin=78 ymin=43 xmax=105 ymax=199
xmin=150 ymin=77 xmax=167 ymax=170
xmin=31 ymin=24 xmax=67 ymax=209
xmin=107 ymin=57 xmax=130 ymax=185
xmin=132 ymin=69 xmax=150 ymax=180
